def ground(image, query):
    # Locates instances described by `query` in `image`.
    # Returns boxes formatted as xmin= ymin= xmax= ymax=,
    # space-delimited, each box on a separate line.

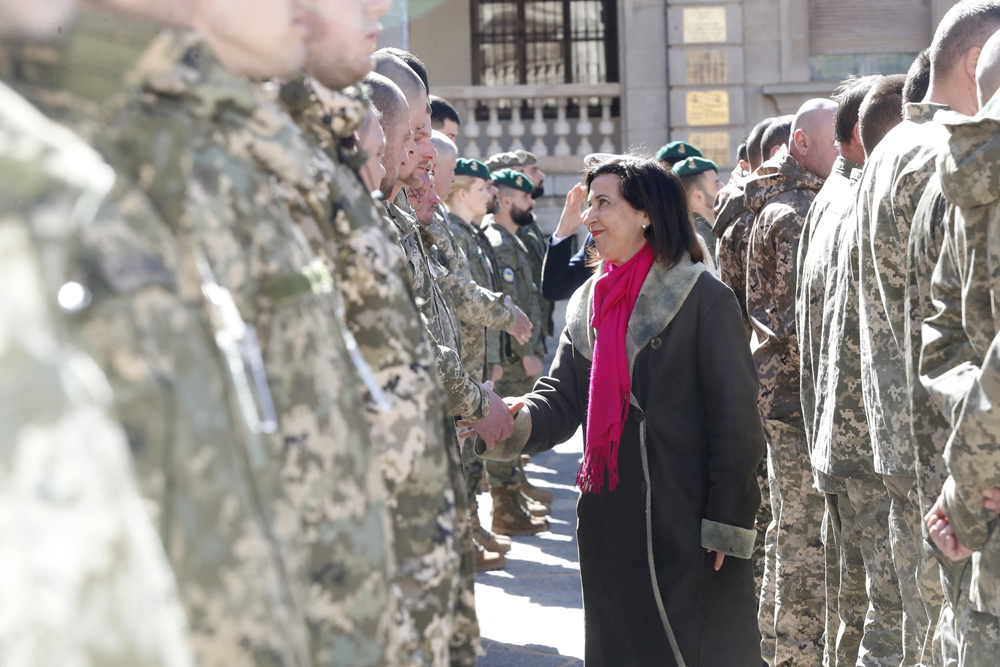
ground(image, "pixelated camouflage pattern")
xmin=516 ymin=219 xmax=555 ymax=339
xmin=100 ymin=30 xmax=399 ymax=667
xmin=905 ymin=174 xmax=955 ymax=515
xmin=426 ymin=209 xmax=516 ymax=374
xmin=0 ymin=79 xmax=194 ymax=667
xmin=484 ymin=221 xmax=545 ymax=363
xmin=796 ymin=156 xmax=878 ymax=480
xmin=279 ymin=75 xmax=474 ymax=666
xmin=855 ymin=102 xmax=950 ymax=477
xmin=713 ymin=169 xmax=754 ymax=340
xmin=745 ymin=150 xmax=825 ymax=421
xmin=758 ymin=419 xmax=826 ymax=667
xmin=384 ymin=195 xmax=491 ymax=423
xmin=925 ymin=94 xmax=1000 ymax=623
xmin=447 ymin=211 xmax=509 ymax=380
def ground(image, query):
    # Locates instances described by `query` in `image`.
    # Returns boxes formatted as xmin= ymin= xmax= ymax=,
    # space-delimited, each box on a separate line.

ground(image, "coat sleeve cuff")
xmin=474 ymin=405 xmax=531 ymax=461
xmin=701 ymin=519 xmax=756 ymax=560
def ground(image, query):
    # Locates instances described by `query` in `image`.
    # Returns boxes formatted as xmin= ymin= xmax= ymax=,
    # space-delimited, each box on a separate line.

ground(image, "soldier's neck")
xmin=495 ymin=213 xmax=519 ymax=236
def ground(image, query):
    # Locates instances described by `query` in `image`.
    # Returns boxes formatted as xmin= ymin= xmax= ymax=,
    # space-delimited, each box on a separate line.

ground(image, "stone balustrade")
xmin=433 ymin=83 xmax=622 ymax=173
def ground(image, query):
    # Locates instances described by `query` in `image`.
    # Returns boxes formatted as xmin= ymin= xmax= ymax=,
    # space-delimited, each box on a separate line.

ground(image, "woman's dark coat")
xmin=480 ymin=255 xmax=766 ymax=666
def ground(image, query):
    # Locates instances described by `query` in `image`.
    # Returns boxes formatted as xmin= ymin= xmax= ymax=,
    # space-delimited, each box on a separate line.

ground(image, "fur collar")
xmin=566 ymin=252 xmax=706 ymax=374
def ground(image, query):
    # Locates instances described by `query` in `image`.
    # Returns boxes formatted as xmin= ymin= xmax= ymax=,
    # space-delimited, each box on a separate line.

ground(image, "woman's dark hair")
xmin=584 ymin=155 xmax=704 ymax=267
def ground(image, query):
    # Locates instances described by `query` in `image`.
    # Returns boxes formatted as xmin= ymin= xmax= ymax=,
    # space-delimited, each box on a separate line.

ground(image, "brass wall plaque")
xmin=687 ymin=131 xmax=731 ymax=167
xmin=686 ymin=90 xmax=730 ymax=126
xmin=686 ymin=49 xmax=728 ymax=85
xmin=683 ymin=7 xmax=727 ymax=44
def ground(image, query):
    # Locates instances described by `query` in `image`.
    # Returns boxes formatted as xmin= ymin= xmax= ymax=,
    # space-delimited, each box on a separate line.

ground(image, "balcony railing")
xmin=434 ymin=82 xmax=622 ymax=173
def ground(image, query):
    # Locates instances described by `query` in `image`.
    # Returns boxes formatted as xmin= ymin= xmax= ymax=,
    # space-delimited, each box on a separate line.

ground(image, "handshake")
xmin=459 ymin=381 xmax=525 ymax=449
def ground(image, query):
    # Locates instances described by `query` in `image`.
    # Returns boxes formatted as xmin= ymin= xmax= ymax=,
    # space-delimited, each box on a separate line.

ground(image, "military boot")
xmin=519 ymin=460 xmax=553 ymax=506
xmin=474 ymin=539 xmax=506 ymax=572
xmin=519 ymin=490 xmax=549 ymax=517
xmin=470 ymin=502 xmax=511 ymax=554
xmin=491 ymin=488 xmax=549 ymax=536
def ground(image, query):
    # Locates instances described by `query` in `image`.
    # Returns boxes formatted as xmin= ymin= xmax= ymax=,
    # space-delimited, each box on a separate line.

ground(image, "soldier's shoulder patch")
xmin=502 ymin=267 xmax=515 ymax=283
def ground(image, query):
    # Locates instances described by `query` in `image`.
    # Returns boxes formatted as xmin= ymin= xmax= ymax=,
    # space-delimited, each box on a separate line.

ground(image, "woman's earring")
xmin=642 ymin=223 xmax=648 ymax=229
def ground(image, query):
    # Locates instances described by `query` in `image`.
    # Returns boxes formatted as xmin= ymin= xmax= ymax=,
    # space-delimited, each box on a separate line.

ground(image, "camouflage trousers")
xmin=461 ymin=443 xmax=519 ymax=500
xmin=759 ymin=419 xmax=826 ymax=667
xmin=952 ymin=561 xmax=1000 ymax=667
xmin=820 ymin=472 xmax=904 ymax=666
xmin=443 ymin=423 xmax=482 ymax=667
xmin=883 ymin=474 xmax=944 ymax=666
xmin=754 ymin=456 xmax=774 ymax=598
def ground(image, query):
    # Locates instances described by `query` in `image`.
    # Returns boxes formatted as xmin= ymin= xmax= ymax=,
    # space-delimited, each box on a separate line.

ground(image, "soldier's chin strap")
xmin=635 ymin=399 xmax=687 ymax=667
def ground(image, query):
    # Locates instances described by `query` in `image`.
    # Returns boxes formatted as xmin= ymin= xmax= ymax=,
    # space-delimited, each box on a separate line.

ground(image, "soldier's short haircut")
xmin=678 ymin=170 xmax=715 ymax=198
xmin=372 ymin=52 xmax=428 ymax=111
xmin=832 ymin=75 xmax=879 ymax=146
xmin=376 ymin=47 xmax=429 ymax=94
xmin=430 ymin=95 xmax=460 ymax=127
xmin=760 ymin=116 xmax=792 ymax=162
xmin=904 ymin=48 xmax=932 ymax=104
xmin=737 ymin=141 xmax=748 ymax=164
xmin=858 ymin=74 xmax=907 ymax=156
xmin=430 ymin=131 xmax=457 ymax=158
xmin=930 ymin=0 xmax=1000 ymax=79
xmin=747 ymin=117 xmax=776 ymax=170
xmin=363 ymin=72 xmax=408 ymax=135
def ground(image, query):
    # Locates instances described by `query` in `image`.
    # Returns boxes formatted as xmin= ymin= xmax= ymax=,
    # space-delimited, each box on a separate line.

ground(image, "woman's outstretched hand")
xmin=707 ymin=550 xmax=725 ymax=571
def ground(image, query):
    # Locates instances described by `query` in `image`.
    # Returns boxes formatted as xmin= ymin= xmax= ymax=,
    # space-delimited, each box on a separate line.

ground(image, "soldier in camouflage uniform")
xmin=673 ymin=156 xmax=721 ymax=273
xmin=282 ymin=17 xmax=474 ymax=661
xmin=483 ymin=168 xmax=551 ymax=536
xmin=715 ymin=160 xmax=754 ymax=340
xmin=0 ymin=6 xmax=193 ymax=658
xmin=853 ymin=38 xmax=984 ymax=659
xmin=746 ymin=99 xmax=835 ymax=666
xmin=96 ymin=8 xmax=405 ymax=665
xmin=0 ymin=6 xmax=350 ymax=666
xmin=795 ymin=73 xmax=905 ymax=667
xmin=921 ymin=34 xmax=1000 ymax=665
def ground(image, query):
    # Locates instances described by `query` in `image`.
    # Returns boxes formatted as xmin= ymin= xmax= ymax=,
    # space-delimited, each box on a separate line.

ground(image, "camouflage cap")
xmin=655 ymin=141 xmax=703 ymax=162
xmin=672 ymin=156 xmax=718 ymax=177
xmin=454 ymin=158 xmax=491 ymax=180
xmin=513 ymin=149 xmax=538 ymax=165
xmin=492 ymin=168 xmax=535 ymax=193
xmin=485 ymin=151 xmax=525 ymax=171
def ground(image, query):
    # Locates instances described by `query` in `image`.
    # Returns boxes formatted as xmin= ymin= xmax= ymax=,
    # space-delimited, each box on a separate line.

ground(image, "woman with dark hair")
xmin=462 ymin=156 xmax=765 ymax=666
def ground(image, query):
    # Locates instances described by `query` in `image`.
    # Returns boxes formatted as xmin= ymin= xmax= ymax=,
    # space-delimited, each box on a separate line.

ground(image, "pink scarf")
xmin=578 ymin=243 xmax=656 ymax=494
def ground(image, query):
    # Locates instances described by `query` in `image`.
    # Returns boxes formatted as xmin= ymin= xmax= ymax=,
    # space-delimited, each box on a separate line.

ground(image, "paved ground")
xmin=474 ymin=429 xmax=585 ymax=667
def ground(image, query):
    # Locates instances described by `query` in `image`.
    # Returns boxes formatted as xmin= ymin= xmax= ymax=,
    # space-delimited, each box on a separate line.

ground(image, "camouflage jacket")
xmin=920 ymin=98 xmax=1000 ymax=566
xmin=279 ymin=76 xmax=475 ymax=664
xmin=384 ymin=193 xmax=491 ymax=421
xmin=485 ymin=220 xmax=545 ymax=362
xmin=855 ymin=102 xmax=950 ymax=476
xmin=100 ymin=31 xmax=398 ymax=667
xmin=746 ymin=150 xmax=825 ymax=421
xmin=713 ymin=167 xmax=754 ymax=340
xmin=693 ymin=213 xmax=718 ymax=271
xmin=0 ymin=80 xmax=193 ymax=667
xmin=427 ymin=208 xmax=516 ymax=335
xmin=517 ymin=219 xmax=555 ymax=338
xmin=795 ymin=156 xmax=876 ymax=478
xmin=448 ymin=211 xmax=508 ymax=378
xmin=904 ymin=172 xmax=958 ymax=504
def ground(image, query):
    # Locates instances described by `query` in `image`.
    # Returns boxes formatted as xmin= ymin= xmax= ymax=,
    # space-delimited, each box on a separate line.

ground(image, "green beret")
xmin=655 ymin=141 xmax=703 ymax=162
xmin=454 ymin=158 xmax=491 ymax=181
xmin=484 ymin=152 xmax=525 ymax=171
xmin=491 ymin=168 xmax=535 ymax=194
xmin=672 ymin=156 xmax=718 ymax=177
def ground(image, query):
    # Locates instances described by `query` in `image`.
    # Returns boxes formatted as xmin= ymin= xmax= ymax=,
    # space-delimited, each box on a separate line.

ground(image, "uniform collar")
xmin=903 ymin=102 xmax=951 ymax=123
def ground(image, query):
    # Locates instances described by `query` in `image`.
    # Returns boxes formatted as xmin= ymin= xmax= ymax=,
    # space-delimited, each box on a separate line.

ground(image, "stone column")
xmin=618 ymin=0 xmax=670 ymax=153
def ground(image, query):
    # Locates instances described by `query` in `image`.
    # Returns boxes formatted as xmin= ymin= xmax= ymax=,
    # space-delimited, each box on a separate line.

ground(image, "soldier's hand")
xmin=491 ymin=364 xmax=504 ymax=382
xmin=505 ymin=298 xmax=533 ymax=344
xmin=982 ymin=487 xmax=1000 ymax=513
xmin=706 ymin=550 xmax=725 ymax=571
xmin=554 ymin=183 xmax=586 ymax=239
xmin=926 ymin=496 xmax=974 ymax=561
xmin=457 ymin=384 xmax=525 ymax=449
xmin=522 ymin=355 xmax=544 ymax=377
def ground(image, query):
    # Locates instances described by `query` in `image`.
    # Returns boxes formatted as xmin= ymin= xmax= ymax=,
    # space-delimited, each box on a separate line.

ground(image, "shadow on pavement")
xmin=478 ymin=639 xmax=583 ymax=667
